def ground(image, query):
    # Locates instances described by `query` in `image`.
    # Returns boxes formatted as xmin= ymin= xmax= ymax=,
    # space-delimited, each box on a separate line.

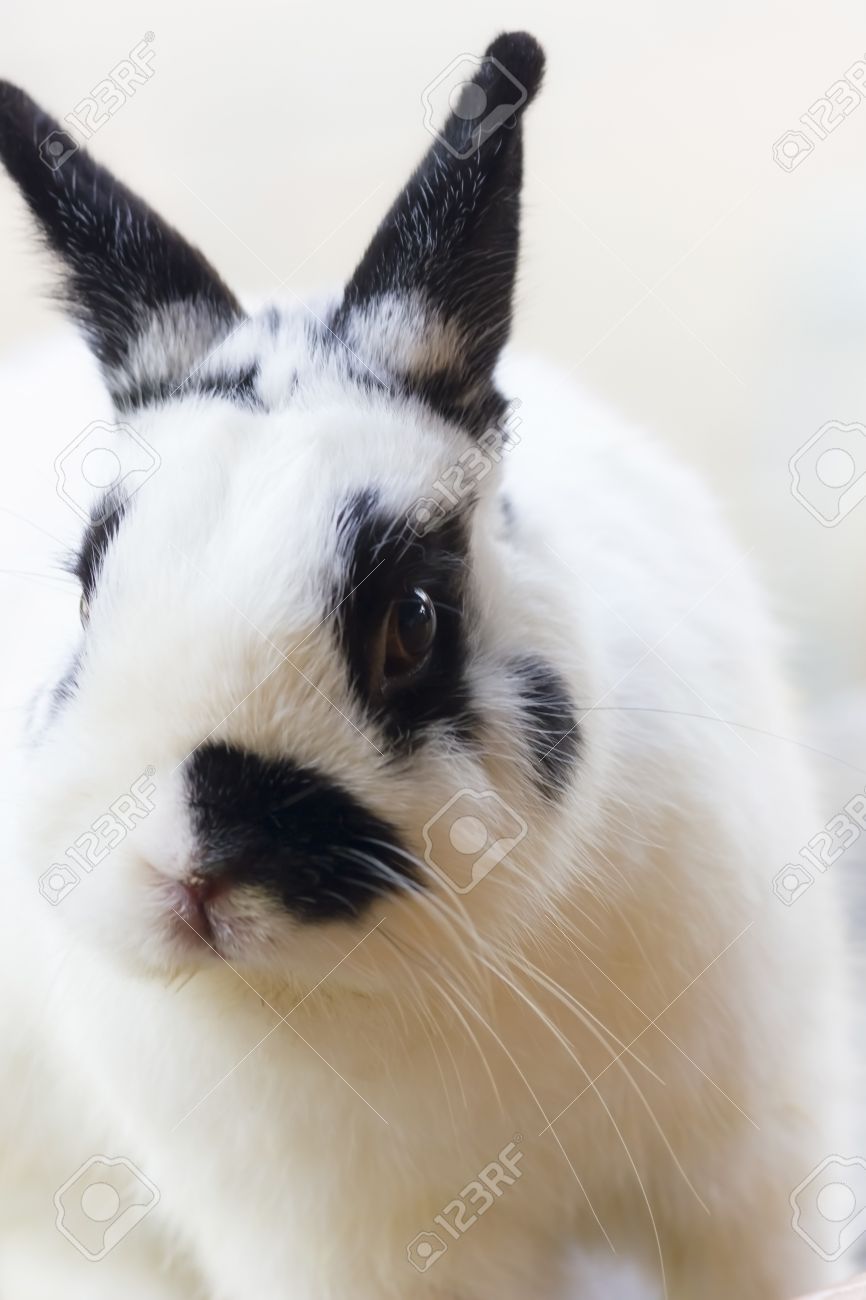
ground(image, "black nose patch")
xmin=184 ymin=742 xmax=414 ymax=922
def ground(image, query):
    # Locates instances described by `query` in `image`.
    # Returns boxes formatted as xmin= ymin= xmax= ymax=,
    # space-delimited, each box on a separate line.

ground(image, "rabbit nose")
xmin=185 ymin=872 xmax=231 ymax=904
xmin=174 ymin=873 xmax=231 ymax=940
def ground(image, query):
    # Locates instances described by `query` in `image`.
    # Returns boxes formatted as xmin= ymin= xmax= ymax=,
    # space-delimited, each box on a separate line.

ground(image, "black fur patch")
xmin=114 ymin=363 xmax=263 ymax=414
xmin=398 ymin=369 xmax=506 ymax=439
xmin=0 ymin=81 xmax=242 ymax=395
xmin=49 ymin=656 xmax=80 ymax=716
xmin=185 ymin=742 xmax=414 ymax=921
xmin=67 ymin=495 xmax=128 ymax=600
xmin=511 ymin=656 xmax=579 ymax=797
xmin=333 ymin=490 xmax=476 ymax=748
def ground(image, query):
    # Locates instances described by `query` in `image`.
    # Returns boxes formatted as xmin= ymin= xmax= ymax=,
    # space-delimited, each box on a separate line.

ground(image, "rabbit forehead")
xmin=115 ymin=384 xmax=479 ymax=578
xmin=64 ymin=387 xmax=483 ymax=764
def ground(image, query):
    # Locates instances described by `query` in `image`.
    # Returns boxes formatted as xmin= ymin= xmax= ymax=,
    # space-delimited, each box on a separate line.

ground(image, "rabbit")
xmin=0 ymin=30 xmax=857 ymax=1300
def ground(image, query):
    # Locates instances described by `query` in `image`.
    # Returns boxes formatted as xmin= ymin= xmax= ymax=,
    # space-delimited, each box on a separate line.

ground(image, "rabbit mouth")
xmin=162 ymin=876 xmax=271 ymax=962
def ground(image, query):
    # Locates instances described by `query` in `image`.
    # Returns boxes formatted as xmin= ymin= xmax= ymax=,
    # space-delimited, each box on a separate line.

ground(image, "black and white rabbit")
xmin=0 ymin=32 xmax=856 ymax=1300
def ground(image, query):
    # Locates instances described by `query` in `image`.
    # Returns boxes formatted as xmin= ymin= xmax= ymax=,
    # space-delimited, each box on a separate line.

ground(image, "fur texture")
xmin=0 ymin=32 xmax=856 ymax=1300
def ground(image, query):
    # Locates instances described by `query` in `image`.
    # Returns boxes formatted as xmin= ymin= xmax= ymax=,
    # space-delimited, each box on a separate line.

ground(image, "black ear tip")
xmin=0 ymin=80 xmax=36 ymax=123
xmin=0 ymin=82 xmax=52 ymax=161
xmin=483 ymin=31 xmax=546 ymax=104
xmin=0 ymin=82 xmax=71 ymax=199
xmin=0 ymin=80 xmax=26 ymax=128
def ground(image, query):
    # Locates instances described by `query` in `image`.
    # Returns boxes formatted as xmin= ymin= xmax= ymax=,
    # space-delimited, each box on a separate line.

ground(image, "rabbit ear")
xmin=0 ymin=82 xmax=243 ymax=406
xmin=335 ymin=32 xmax=544 ymax=430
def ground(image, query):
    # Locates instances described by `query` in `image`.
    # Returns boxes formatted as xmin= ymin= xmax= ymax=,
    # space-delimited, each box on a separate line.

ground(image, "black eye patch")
xmin=332 ymin=489 xmax=477 ymax=749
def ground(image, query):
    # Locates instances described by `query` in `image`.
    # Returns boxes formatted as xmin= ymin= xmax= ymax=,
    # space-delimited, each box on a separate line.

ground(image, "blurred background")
xmin=2 ymin=0 xmax=866 ymax=748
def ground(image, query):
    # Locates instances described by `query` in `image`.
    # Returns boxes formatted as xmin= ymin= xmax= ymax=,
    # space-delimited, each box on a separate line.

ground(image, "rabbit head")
xmin=0 ymin=35 xmax=605 ymax=996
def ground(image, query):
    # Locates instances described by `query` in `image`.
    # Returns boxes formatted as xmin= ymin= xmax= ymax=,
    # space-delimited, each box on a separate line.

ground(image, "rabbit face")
xmin=26 ymin=375 xmax=505 ymax=980
xmin=1 ymin=38 xmax=596 ymax=994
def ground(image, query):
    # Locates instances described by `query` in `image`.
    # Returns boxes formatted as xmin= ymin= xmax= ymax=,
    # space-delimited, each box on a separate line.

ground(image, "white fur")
xmin=0 ymin=323 xmax=856 ymax=1300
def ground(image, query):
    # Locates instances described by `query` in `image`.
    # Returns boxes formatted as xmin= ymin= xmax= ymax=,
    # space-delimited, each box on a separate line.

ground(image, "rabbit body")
xmin=0 ymin=348 xmax=854 ymax=1300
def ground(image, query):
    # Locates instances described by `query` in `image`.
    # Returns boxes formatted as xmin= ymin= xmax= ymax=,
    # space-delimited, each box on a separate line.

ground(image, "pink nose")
xmin=173 ymin=875 xmax=230 ymax=941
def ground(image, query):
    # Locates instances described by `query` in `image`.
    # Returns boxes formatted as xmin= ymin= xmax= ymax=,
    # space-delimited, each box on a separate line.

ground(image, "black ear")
xmin=0 ymin=82 xmax=243 ymax=408
xmin=334 ymin=32 xmax=544 ymax=432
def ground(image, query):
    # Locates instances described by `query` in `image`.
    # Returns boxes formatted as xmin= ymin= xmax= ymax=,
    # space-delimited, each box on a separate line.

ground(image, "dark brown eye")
xmin=383 ymin=588 xmax=437 ymax=683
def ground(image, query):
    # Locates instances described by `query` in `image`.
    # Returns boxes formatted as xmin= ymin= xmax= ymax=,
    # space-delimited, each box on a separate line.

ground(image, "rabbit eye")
xmin=79 ymin=591 xmax=90 ymax=626
xmin=382 ymin=588 xmax=436 ymax=684
xmin=336 ymin=495 xmax=468 ymax=740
